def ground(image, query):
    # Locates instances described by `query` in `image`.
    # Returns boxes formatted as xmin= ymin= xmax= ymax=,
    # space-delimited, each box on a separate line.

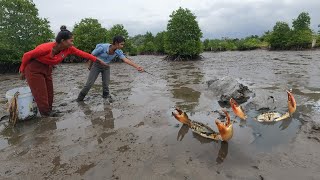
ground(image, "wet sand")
xmin=0 ymin=50 xmax=320 ymax=179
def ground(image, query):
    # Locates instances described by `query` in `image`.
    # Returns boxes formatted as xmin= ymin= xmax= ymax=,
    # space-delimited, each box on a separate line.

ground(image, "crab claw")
xmin=175 ymin=107 xmax=183 ymax=115
xmin=222 ymin=109 xmax=231 ymax=126
xmin=229 ymin=98 xmax=247 ymax=120
xmin=286 ymin=91 xmax=296 ymax=115
xmin=215 ymin=118 xmax=233 ymax=141
xmin=172 ymin=108 xmax=191 ymax=126
xmin=172 ymin=107 xmax=183 ymax=118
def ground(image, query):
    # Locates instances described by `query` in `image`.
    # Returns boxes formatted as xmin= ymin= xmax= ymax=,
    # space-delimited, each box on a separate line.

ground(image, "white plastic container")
xmin=5 ymin=87 xmax=38 ymax=120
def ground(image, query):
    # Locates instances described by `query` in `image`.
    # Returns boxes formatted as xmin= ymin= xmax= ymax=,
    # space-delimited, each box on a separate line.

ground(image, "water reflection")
xmin=167 ymin=62 xmax=204 ymax=112
xmin=77 ymin=101 xmax=115 ymax=144
xmin=216 ymin=141 xmax=229 ymax=164
xmin=34 ymin=118 xmax=57 ymax=133
xmin=176 ymin=123 xmax=229 ymax=164
xmin=238 ymin=119 xmax=247 ymax=127
xmin=171 ymin=87 xmax=201 ymax=111
xmin=0 ymin=117 xmax=56 ymax=150
xmin=279 ymin=118 xmax=293 ymax=130
xmin=0 ymin=127 xmax=25 ymax=148
xmin=177 ymin=124 xmax=189 ymax=141
xmin=77 ymin=101 xmax=115 ymax=129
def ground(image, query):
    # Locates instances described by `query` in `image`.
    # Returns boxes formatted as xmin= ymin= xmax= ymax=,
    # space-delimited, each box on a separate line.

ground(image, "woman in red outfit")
xmin=19 ymin=26 xmax=108 ymax=117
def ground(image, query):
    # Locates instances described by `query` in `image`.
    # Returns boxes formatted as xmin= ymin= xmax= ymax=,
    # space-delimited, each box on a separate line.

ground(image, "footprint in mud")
xmin=0 ymin=115 xmax=9 ymax=122
xmin=134 ymin=122 xmax=144 ymax=128
xmin=16 ymin=147 xmax=30 ymax=156
xmin=117 ymin=145 xmax=130 ymax=153
xmin=151 ymin=159 xmax=174 ymax=175
xmin=59 ymin=102 xmax=68 ymax=107
xmin=51 ymin=156 xmax=67 ymax=174
xmin=98 ymin=132 xmax=116 ymax=144
xmin=75 ymin=163 xmax=95 ymax=176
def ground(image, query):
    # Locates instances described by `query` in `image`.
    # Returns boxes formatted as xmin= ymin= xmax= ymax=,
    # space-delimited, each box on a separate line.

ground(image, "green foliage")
xmin=316 ymin=35 xmax=320 ymax=47
xmin=268 ymin=21 xmax=291 ymax=50
xmin=267 ymin=12 xmax=313 ymax=50
xmin=203 ymin=37 xmax=262 ymax=52
xmin=288 ymin=12 xmax=313 ymax=49
xmin=289 ymin=29 xmax=313 ymax=49
xmin=106 ymin=24 xmax=129 ymax=42
xmin=165 ymin=7 xmax=202 ymax=58
xmin=138 ymin=32 xmax=155 ymax=54
xmin=154 ymin=31 xmax=166 ymax=54
xmin=144 ymin=41 xmax=156 ymax=53
xmin=123 ymin=38 xmax=133 ymax=54
xmin=206 ymin=39 xmax=220 ymax=51
xmin=260 ymin=31 xmax=272 ymax=43
xmin=217 ymin=39 xmax=237 ymax=51
xmin=129 ymin=31 xmax=166 ymax=55
xmin=130 ymin=34 xmax=145 ymax=47
xmin=0 ymin=0 xmax=54 ymax=62
xmin=144 ymin=32 xmax=154 ymax=45
xmin=316 ymin=29 xmax=320 ymax=48
xmin=73 ymin=18 xmax=107 ymax=53
xmin=203 ymin=12 xmax=315 ymax=51
xmin=203 ymin=39 xmax=210 ymax=51
xmin=129 ymin=46 xmax=138 ymax=56
xmin=106 ymin=24 xmax=130 ymax=53
xmin=0 ymin=42 xmax=21 ymax=62
xmin=237 ymin=37 xmax=261 ymax=50
xmin=292 ymin=12 xmax=311 ymax=31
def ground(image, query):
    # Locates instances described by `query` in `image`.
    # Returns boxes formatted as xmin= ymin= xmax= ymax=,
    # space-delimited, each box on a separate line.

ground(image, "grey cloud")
xmin=196 ymin=0 xmax=320 ymax=38
xmin=33 ymin=0 xmax=320 ymax=39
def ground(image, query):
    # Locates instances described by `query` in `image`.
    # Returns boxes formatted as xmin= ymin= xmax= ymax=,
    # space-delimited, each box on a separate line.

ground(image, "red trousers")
xmin=24 ymin=60 xmax=53 ymax=116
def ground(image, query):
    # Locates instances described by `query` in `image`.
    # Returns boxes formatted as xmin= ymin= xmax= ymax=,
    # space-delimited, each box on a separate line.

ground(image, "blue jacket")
xmin=91 ymin=43 xmax=126 ymax=63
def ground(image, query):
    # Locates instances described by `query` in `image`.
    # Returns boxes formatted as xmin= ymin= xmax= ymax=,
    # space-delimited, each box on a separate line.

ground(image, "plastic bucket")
xmin=5 ymin=87 xmax=38 ymax=120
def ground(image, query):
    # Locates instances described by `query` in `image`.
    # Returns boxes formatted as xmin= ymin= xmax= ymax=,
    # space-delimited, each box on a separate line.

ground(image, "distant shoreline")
xmin=203 ymin=47 xmax=320 ymax=53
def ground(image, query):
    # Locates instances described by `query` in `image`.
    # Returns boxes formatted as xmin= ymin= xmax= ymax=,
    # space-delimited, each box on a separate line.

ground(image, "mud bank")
xmin=0 ymin=50 xmax=320 ymax=179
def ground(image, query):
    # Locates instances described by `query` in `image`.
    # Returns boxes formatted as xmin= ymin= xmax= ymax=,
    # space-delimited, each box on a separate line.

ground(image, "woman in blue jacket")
xmin=77 ymin=36 xmax=144 ymax=102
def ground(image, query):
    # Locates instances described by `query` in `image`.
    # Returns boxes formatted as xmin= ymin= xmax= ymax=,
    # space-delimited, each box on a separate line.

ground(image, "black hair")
xmin=113 ymin=36 xmax=125 ymax=44
xmin=55 ymin=25 xmax=73 ymax=43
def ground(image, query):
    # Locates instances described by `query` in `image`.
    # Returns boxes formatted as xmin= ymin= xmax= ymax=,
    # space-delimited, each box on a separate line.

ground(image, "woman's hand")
xmin=19 ymin=71 xmax=25 ymax=80
xmin=87 ymin=61 xmax=93 ymax=70
xmin=136 ymin=66 xmax=144 ymax=72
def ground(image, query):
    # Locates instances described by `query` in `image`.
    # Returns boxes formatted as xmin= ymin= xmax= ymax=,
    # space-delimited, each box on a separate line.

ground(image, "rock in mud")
xmin=206 ymin=76 xmax=255 ymax=106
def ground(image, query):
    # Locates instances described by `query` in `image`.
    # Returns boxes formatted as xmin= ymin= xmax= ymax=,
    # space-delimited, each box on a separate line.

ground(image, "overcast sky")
xmin=33 ymin=0 xmax=320 ymax=39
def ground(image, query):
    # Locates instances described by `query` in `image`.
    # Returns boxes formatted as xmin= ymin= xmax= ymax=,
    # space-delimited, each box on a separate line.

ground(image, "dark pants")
xmin=79 ymin=61 xmax=110 ymax=98
xmin=24 ymin=60 xmax=53 ymax=116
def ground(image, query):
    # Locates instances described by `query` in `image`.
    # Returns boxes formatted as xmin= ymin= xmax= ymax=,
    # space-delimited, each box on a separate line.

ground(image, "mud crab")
xmin=172 ymin=108 xmax=233 ymax=141
xmin=8 ymin=91 xmax=20 ymax=126
xmin=256 ymin=91 xmax=296 ymax=122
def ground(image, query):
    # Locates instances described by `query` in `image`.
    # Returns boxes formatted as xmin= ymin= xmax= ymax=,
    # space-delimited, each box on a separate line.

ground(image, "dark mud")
xmin=0 ymin=50 xmax=320 ymax=179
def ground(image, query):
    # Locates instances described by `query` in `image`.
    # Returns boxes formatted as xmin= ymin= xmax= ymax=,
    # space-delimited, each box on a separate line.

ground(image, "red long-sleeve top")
xmin=19 ymin=42 xmax=97 ymax=72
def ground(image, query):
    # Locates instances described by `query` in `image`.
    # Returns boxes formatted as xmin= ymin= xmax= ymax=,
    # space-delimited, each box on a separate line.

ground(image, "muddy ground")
xmin=0 ymin=50 xmax=320 ymax=180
